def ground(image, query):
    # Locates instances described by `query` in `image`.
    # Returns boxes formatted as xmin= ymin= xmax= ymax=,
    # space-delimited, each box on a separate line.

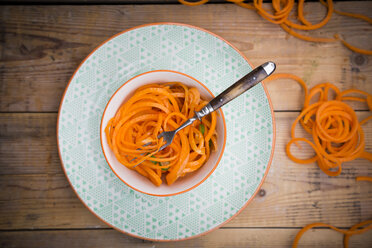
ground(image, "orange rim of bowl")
xmin=57 ymin=22 xmax=276 ymax=242
xmin=99 ymin=69 xmax=227 ymax=197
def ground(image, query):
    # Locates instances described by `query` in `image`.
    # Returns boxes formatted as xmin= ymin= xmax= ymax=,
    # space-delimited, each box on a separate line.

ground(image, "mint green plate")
xmin=57 ymin=23 xmax=275 ymax=241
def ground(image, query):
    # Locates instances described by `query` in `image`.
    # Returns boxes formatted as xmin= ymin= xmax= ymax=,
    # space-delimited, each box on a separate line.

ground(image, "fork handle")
xmin=195 ymin=61 xmax=276 ymax=120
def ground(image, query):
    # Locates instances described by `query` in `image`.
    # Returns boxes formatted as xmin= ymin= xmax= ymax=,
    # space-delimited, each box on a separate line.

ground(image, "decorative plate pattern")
xmin=58 ymin=23 xmax=275 ymax=241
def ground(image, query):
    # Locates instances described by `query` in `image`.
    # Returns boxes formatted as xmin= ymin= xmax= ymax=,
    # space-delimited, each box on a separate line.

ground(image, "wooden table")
xmin=0 ymin=1 xmax=371 ymax=247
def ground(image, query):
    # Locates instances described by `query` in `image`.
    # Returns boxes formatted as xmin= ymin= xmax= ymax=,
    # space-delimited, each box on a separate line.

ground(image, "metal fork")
xmin=133 ymin=61 xmax=276 ymax=167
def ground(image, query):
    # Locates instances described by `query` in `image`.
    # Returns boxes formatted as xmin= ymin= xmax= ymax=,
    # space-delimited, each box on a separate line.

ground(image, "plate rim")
xmin=56 ymin=22 xmax=276 ymax=242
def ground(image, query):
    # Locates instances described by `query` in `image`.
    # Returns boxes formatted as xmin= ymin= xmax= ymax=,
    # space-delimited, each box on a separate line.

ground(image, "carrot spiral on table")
xmin=264 ymin=74 xmax=372 ymax=247
xmin=179 ymin=0 xmax=372 ymax=55
xmin=266 ymin=74 xmax=372 ymax=177
xmin=105 ymin=83 xmax=218 ymax=186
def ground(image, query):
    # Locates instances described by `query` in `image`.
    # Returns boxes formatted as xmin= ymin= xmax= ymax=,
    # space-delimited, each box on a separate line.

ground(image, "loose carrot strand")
xmin=293 ymin=180 xmax=372 ymax=248
xmin=265 ymin=73 xmax=371 ymax=247
xmin=292 ymin=220 xmax=372 ymax=248
xmin=179 ymin=0 xmax=372 ymax=55
xmin=265 ymin=75 xmax=371 ymax=178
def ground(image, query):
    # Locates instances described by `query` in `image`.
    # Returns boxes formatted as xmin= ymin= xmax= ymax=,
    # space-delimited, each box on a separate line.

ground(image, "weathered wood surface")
xmin=0 ymin=3 xmax=371 ymax=112
xmin=4 ymin=0 xmax=227 ymax=3
xmin=1 ymin=2 xmax=372 ymax=247
xmin=0 ymin=112 xmax=370 ymax=230
xmin=4 ymin=0 xmax=372 ymax=4
xmin=1 ymin=228 xmax=372 ymax=247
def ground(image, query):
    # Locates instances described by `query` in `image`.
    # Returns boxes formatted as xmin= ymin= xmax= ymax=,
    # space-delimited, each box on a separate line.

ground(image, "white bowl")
xmin=100 ymin=70 xmax=226 ymax=196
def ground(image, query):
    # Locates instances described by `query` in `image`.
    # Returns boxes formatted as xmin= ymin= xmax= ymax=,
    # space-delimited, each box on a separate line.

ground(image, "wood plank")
xmin=0 ymin=2 xmax=371 ymax=112
xmin=0 ymin=112 xmax=371 ymax=229
xmin=3 ymin=0 xmax=228 ymax=3
xmin=1 ymin=111 xmax=370 ymax=174
xmin=226 ymin=111 xmax=372 ymax=228
xmin=1 ymin=228 xmax=372 ymax=248
xmin=0 ymin=174 xmax=101 ymax=229
xmin=5 ymin=0 xmax=371 ymax=3
xmin=0 ymin=113 xmax=62 ymax=175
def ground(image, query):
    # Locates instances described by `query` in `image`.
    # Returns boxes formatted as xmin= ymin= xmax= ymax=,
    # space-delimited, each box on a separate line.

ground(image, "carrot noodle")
xmin=334 ymin=34 xmax=372 ymax=56
xmin=105 ymin=83 xmax=218 ymax=186
xmin=356 ymin=176 xmax=372 ymax=183
xmin=292 ymin=220 xmax=372 ymax=248
xmin=319 ymin=0 xmax=372 ymax=25
xmin=265 ymin=73 xmax=372 ymax=177
xmin=292 ymin=175 xmax=372 ymax=248
xmin=264 ymin=74 xmax=372 ymax=247
xmin=179 ymin=0 xmax=372 ymax=55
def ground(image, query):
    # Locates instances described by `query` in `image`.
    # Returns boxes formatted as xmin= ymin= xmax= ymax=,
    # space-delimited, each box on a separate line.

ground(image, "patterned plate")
xmin=57 ymin=23 xmax=275 ymax=241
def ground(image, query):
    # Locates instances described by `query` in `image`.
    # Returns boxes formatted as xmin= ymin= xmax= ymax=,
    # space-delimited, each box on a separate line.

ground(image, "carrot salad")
xmin=105 ymin=83 xmax=218 ymax=186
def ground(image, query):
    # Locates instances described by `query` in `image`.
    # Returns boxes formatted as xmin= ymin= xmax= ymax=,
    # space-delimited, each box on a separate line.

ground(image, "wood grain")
xmin=3 ymin=0 xmax=227 ymax=3
xmin=0 ymin=112 xmax=371 ymax=229
xmin=0 ymin=2 xmax=371 ymax=112
xmin=1 ymin=2 xmax=372 ymax=246
xmin=0 ymin=113 xmax=61 ymax=175
xmin=1 ymin=228 xmax=372 ymax=248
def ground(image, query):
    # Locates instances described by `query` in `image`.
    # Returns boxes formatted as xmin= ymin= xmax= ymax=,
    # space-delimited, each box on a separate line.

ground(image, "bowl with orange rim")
xmin=100 ymin=70 xmax=227 ymax=197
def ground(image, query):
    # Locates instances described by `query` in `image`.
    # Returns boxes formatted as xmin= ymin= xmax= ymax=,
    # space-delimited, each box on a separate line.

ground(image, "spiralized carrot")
xmin=105 ymin=83 xmax=218 ymax=186
xmin=265 ymin=73 xmax=372 ymax=247
xmin=292 ymin=220 xmax=372 ymax=248
xmin=265 ymin=73 xmax=372 ymax=177
xmin=292 ymin=176 xmax=372 ymax=248
xmin=179 ymin=0 xmax=372 ymax=55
